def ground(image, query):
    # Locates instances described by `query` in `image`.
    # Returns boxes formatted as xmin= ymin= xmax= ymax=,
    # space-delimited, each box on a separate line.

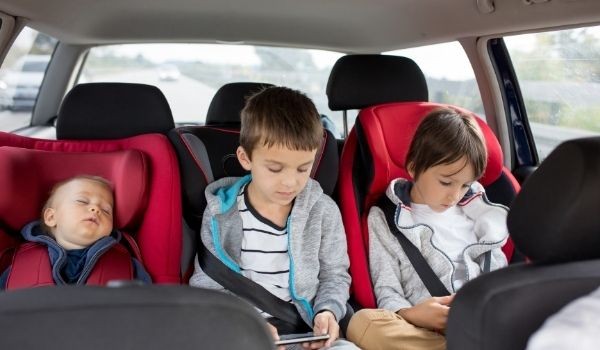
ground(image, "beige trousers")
xmin=346 ymin=309 xmax=446 ymax=350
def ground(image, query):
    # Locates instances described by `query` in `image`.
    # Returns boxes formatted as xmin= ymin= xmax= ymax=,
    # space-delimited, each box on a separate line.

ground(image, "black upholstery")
xmin=447 ymin=137 xmax=600 ymax=350
xmin=447 ymin=261 xmax=600 ymax=350
xmin=326 ymin=54 xmax=428 ymax=111
xmin=508 ymin=137 xmax=600 ymax=263
xmin=57 ymin=83 xmax=175 ymax=139
xmin=170 ymin=82 xmax=339 ymax=230
xmin=0 ymin=285 xmax=273 ymax=350
xmin=205 ymin=82 xmax=274 ymax=126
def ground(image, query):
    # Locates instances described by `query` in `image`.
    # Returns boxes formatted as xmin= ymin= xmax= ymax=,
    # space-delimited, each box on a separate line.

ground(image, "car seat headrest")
xmin=508 ymin=137 xmax=600 ymax=263
xmin=326 ymin=55 xmax=428 ymax=111
xmin=205 ymin=82 xmax=274 ymax=126
xmin=358 ymin=102 xmax=503 ymax=188
xmin=57 ymin=83 xmax=175 ymax=140
xmin=0 ymin=146 xmax=149 ymax=233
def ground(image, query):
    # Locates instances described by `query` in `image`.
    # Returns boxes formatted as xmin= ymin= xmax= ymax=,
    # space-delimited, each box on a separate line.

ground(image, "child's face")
xmin=409 ymin=157 xmax=476 ymax=213
xmin=237 ymin=143 xmax=317 ymax=208
xmin=43 ymin=179 xmax=114 ymax=250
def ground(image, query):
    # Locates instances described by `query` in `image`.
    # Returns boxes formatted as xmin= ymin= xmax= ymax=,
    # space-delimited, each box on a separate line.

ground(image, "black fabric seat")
xmin=57 ymin=82 xmax=175 ymax=139
xmin=446 ymin=137 xmax=600 ymax=350
xmin=0 ymin=285 xmax=273 ymax=350
xmin=168 ymin=82 xmax=340 ymax=277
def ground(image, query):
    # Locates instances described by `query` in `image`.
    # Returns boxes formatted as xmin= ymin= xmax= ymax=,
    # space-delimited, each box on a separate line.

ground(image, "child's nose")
xmin=282 ymin=176 xmax=296 ymax=187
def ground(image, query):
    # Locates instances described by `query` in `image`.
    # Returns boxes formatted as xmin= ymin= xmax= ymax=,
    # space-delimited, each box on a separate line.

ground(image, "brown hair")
xmin=239 ymin=86 xmax=323 ymax=158
xmin=40 ymin=175 xmax=114 ymax=233
xmin=406 ymin=108 xmax=487 ymax=180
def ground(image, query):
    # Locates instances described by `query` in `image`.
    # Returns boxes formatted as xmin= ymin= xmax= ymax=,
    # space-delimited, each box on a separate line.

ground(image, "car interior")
xmin=0 ymin=0 xmax=600 ymax=348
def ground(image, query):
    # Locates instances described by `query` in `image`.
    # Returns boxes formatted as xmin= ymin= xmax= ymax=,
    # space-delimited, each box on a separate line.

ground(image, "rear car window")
xmin=79 ymin=44 xmax=344 ymax=136
xmin=385 ymin=41 xmax=485 ymax=118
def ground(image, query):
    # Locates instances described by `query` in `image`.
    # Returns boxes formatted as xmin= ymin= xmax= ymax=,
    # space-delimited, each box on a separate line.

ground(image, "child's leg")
xmin=346 ymin=309 xmax=446 ymax=350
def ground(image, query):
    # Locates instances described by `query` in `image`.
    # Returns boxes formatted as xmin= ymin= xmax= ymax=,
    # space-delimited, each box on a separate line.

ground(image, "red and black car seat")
xmin=327 ymin=55 xmax=521 ymax=308
xmin=0 ymin=82 xmax=182 ymax=284
xmin=168 ymin=82 xmax=339 ymax=279
xmin=0 ymin=146 xmax=147 ymax=289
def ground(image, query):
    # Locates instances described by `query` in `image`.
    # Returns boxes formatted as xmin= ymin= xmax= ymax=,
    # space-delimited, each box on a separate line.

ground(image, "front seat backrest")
xmin=0 ymin=285 xmax=274 ymax=350
xmin=447 ymin=137 xmax=600 ymax=350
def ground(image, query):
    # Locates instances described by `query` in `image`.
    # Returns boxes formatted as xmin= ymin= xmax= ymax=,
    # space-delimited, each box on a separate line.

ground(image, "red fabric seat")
xmin=0 ymin=134 xmax=182 ymax=283
xmin=327 ymin=55 xmax=521 ymax=308
xmin=0 ymin=82 xmax=182 ymax=283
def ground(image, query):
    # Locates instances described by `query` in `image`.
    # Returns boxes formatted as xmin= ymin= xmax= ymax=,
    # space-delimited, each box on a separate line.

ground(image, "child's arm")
xmin=188 ymin=209 xmax=229 ymax=292
xmin=369 ymin=207 xmax=454 ymax=332
xmin=312 ymin=198 xmax=351 ymax=326
xmin=368 ymin=207 xmax=413 ymax=311
xmin=398 ymin=295 xmax=453 ymax=332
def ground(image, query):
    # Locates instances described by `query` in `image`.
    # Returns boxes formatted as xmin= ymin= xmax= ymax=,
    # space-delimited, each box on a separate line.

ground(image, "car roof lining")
xmin=1 ymin=0 xmax=600 ymax=53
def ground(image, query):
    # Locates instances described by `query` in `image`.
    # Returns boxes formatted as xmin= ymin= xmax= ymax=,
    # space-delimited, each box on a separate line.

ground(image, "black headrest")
xmin=508 ymin=137 xmax=600 ymax=263
xmin=326 ymin=55 xmax=428 ymax=111
xmin=57 ymin=83 xmax=175 ymax=140
xmin=205 ymin=82 xmax=274 ymax=126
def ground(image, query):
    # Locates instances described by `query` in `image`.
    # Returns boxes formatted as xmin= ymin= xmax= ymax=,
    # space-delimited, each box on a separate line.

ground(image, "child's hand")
xmin=398 ymin=295 xmax=454 ymax=332
xmin=304 ymin=310 xmax=338 ymax=349
xmin=267 ymin=322 xmax=285 ymax=350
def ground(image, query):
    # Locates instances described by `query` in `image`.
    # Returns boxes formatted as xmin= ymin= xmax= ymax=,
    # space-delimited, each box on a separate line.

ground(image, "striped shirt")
xmin=238 ymin=184 xmax=292 ymax=315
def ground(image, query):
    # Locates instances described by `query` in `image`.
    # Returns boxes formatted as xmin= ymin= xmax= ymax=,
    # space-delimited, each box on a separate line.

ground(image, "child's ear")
xmin=406 ymin=162 xmax=416 ymax=180
xmin=236 ymin=146 xmax=252 ymax=171
xmin=43 ymin=207 xmax=57 ymax=228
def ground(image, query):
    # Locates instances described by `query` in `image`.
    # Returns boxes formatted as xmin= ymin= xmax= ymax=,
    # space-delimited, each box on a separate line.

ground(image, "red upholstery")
xmin=0 ymin=147 xmax=148 ymax=232
xmin=0 ymin=131 xmax=182 ymax=284
xmin=339 ymin=102 xmax=520 ymax=308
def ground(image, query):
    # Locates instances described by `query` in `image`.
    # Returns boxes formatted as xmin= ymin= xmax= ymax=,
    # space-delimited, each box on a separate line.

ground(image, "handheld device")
xmin=274 ymin=332 xmax=330 ymax=346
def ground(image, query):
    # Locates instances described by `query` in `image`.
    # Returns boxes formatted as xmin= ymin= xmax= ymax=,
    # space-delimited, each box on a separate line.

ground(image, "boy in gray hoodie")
xmin=189 ymin=86 xmax=356 ymax=349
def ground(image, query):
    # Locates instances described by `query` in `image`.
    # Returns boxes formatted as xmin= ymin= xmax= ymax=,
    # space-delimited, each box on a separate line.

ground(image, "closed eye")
xmin=268 ymin=168 xmax=282 ymax=173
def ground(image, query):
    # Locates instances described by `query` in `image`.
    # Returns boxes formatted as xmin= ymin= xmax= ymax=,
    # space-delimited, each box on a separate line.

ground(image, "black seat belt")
xmin=197 ymin=238 xmax=354 ymax=334
xmin=377 ymin=196 xmax=451 ymax=297
xmin=197 ymin=239 xmax=307 ymax=331
xmin=377 ymin=196 xmax=492 ymax=296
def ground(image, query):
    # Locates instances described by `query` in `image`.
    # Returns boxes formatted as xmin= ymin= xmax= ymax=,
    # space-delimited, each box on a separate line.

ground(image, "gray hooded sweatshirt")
xmin=369 ymin=178 xmax=509 ymax=312
xmin=189 ymin=175 xmax=351 ymax=326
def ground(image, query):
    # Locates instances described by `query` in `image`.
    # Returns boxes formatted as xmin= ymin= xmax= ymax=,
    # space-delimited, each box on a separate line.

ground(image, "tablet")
xmin=274 ymin=332 xmax=330 ymax=346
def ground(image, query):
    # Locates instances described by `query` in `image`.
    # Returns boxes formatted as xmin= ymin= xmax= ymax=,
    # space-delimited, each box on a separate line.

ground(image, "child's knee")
xmin=347 ymin=309 xmax=395 ymax=344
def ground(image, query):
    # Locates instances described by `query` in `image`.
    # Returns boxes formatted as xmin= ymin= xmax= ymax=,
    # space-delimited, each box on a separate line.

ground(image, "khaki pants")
xmin=346 ymin=309 xmax=446 ymax=350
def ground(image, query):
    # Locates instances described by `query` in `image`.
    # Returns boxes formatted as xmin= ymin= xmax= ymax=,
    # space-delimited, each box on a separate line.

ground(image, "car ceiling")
xmin=1 ymin=0 xmax=599 ymax=52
